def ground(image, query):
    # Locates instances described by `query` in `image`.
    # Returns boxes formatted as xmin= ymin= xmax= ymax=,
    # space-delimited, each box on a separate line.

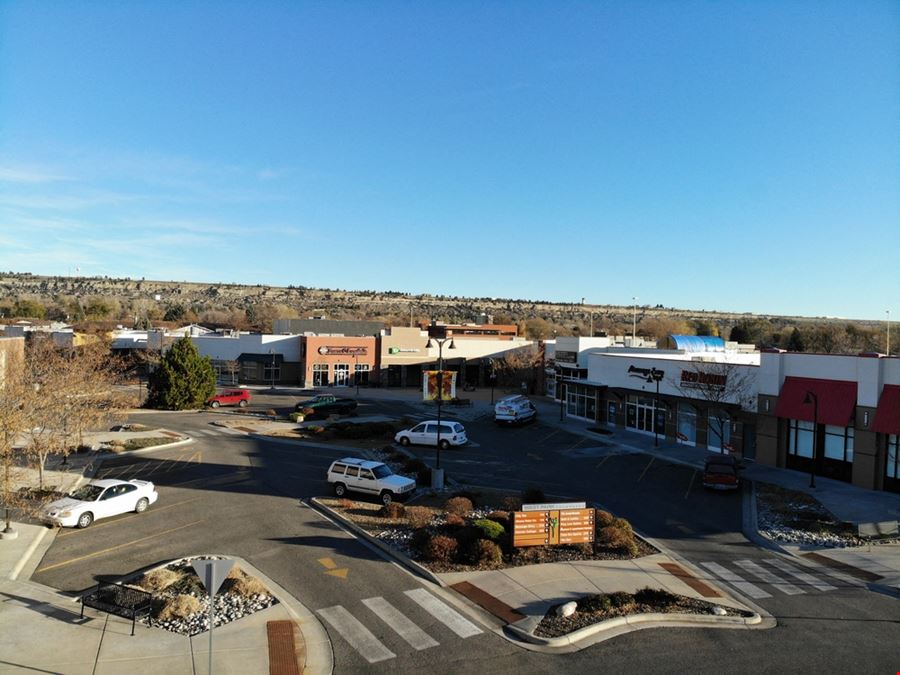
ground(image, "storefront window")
xmin=566 ymin=384 xmax=597 ymax=420
xmin=313 ymin=363 xmax=328 ymax=387
xmin=824 ymin=425 xmax=853 ymax=462
xmin=707 ymin=409 xmax=731 ymax=451
xmin=677 ymin=404 xmax=697 ymax=445
xmin=788 ymin=419 xmax=814 ymax=458
xmin=354 ymin=363 xmax=370 ymax=385
xmin=887 ymin=435 xmax=899 ymax=481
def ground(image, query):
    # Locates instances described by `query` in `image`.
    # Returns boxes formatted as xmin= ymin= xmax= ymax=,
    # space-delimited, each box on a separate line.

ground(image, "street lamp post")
xmin=268 ymin=349 xmax=276 ymax=390
xmin=804 ymin=391 xmax=818 ymax=488
xmin=487 ymin=358 xmax=496 ymax=405
xmin=651 ymin=368 xmax=663 ymax=447
xmin=353 ymin=353 xmax=360 ymax=396
xmin=425 ymin=336 xmax=455 ymax=488
xmin=632 ymin=297 xmax=639 ymax=344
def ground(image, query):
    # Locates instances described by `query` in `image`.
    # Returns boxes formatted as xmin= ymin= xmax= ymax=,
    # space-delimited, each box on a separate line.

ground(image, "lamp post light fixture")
xmin=803 ymin=390 xmax=818 ymax=488
xmin=425 ymin=336 xmax=455 ymax=486
xmin=632 ymin=297 xmax=639 ymax=344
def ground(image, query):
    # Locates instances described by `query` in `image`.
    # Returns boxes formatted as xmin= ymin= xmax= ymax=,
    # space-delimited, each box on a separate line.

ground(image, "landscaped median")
xmin=311 ymin=488 xmax=766 ymax=648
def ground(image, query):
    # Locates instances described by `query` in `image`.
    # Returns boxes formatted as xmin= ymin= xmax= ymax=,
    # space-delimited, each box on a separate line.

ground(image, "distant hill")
xmin=0 ymin=272 xmax=885 ymax=351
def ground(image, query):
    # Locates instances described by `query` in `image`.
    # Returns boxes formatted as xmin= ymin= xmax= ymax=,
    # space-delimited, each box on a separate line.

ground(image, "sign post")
xmin=192 ymin=558 xmax=236 ymax=675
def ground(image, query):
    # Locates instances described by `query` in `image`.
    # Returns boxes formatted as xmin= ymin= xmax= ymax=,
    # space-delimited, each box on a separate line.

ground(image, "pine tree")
xmin=787 ymin=327 xmax=805 ymax=352
xmin=148 ymin=337 xmax=216 ymax=409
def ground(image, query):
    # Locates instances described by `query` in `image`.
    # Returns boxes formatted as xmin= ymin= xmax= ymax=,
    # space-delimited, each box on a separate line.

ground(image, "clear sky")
xmin=1 ymin=1 xmax=897 ymax=320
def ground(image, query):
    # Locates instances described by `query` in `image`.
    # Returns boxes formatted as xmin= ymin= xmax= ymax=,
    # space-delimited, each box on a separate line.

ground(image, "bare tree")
xmin=223 ymin=359 xmax=240 ymax=385
xmin=0 ymin=348 xmax=32 ymax=536
xmin=671 ymin=360 xmax=756 ymax=451
xmin=494 ymin=346 xmax=543 ymax=393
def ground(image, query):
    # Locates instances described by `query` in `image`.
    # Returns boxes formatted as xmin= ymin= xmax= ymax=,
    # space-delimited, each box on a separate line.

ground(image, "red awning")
xmin=873 ymin=384 xmax=900 ymax=435
xmin=773 ymin=376 xmax=857 ymax=427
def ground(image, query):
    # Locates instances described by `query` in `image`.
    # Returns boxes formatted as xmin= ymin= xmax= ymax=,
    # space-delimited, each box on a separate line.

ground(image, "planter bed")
xmin=756 ymin=483 xmax=868 ymax=547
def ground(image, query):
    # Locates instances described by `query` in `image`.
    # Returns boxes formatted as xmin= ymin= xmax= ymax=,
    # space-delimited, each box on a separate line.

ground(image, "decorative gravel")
xmin=536 ymin=592 xmax=751 ymax=638
xmin=136 ymin=556 xmax=279 ymax=637
xmin=756 ymin=483 xmax=866 ymax=548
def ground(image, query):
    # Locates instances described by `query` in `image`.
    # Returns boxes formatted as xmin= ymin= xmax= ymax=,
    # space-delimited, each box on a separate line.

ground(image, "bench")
xmin=857 ymin=520 xmax=899 ymax=552
xmin=81 ymin=582 xmax=152 ymax=636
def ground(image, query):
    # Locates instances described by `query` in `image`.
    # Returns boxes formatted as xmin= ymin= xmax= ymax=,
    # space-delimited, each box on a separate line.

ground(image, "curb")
xmin=307 ymin=497 xmax=445 ymax=587
xmin=505 ymin=608 xmax=764 ymax=648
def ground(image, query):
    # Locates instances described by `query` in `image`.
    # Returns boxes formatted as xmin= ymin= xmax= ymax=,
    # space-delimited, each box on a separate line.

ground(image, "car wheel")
xmin=399 ymin=436 xmax=410 ymax=446
xmin=135 ymin=497 xmax=149 ymax=513
xmin=238 ymin=400 xmax=248 ymax=408
xmin=77 ymin=512 xmax=94 ymax=529
xmin=210 ymin=401 xmax=220 ymax=409
xmin=333 ymin=483 xmax=347 ymax=497
xmin=380 ymin=490 xmax=394 ymax=506
xmin=438 ymin=439 xmax=450 ymax=450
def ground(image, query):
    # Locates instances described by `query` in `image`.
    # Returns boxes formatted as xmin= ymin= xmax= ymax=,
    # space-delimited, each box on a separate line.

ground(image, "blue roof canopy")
xmin=670 ymin=335 xmax=725 ymax=352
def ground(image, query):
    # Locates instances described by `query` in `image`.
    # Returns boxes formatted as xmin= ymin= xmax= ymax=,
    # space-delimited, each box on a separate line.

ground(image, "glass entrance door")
xmin=333 ymin=363 xmax=350 ymax=386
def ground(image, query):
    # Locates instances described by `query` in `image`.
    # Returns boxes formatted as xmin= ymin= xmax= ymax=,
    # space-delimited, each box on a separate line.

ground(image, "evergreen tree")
xmin=729 ymin=323 xmax=751 ymax=344
xmin=787 ymin=327 xmax=805 ymax=352
xmin=147 ymin=337 xmax=216 ymax=409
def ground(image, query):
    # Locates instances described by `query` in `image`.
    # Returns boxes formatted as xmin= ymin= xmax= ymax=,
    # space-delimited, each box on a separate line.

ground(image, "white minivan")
xmin=494 ymin=395 xmax=537 ymax=425
xmin=394 ymin=420 xmax=467 ymax=450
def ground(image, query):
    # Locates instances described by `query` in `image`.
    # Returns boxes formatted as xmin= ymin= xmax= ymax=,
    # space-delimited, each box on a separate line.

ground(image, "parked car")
xmin=43 ymin=479 xmax=159 ymax=528
xmin=702 ymin=454 xmax=742 ymax=491
xmin=207 ymin=388 xmax=250 ymax=408
xmin=295 ymin=394 xmax=358 ymax=418
xmin=326 ymin=457 xmax=416 ymax=505
xmin=394 ymin=420 xmax=467 ymax=450
xmin=494 ymin=395 xmax=537 ymax=425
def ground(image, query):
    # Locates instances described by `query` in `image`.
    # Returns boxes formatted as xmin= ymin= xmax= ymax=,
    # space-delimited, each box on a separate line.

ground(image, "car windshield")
xmin=69 ymin=484 xmax=104 ymax=501
xmin=452 ymin=424 xmax=465 ymax=433
xmin=372 ymin=464 xmax=392 ymax=478
xmin=706 ymin=465 xmax=736 ymax=475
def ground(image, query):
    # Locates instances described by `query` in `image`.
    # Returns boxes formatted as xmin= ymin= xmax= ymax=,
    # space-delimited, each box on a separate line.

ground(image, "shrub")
xmin=380 ymin=502 xmax=406 ymax=519
xmin=266 ymin=409 xmax=277 ymax=417
xmin=472 ymin=539 xmax=503 ymax=567
xmin=337 ymin=498 xmax=354 ymax=510
xmin=608 ymin=591 xmax=635 ymax=609
xmin=226 ymin=565 xmax=244 ymax=580
xmin=158 ymin=594 xmax=202 ymax=620
xmin=444 ymin=496 xmax=473 ymax=517
xmin=521 ymin=487 xmax=545 ymax=504
xmin=473 ymin=518 xmax=505 ymax=541
xmin=595 ymin=510 xmax=615 ymax=528
xmin=139 ymin=568 xmax=183 ymax=592
xmin=453 ymin=525 xmax=481 ymax=550
xmin=405 ymin=506 xmax=432 ymax=529
xmin=500 ymin=495 xmax=522 ymax=512
xmin=232 ymin=575 xmax=268 ymax=598
xmin=612 ymin=517 xmax=633 ymax=536
xmin=426 ymin=535 xmax=458 ymax=563
xmin=289 ymin=412 xmax=305 ymax=423
xmin=410 ymin=528 xmax=431 ymax=554
xmin=634 ymin=587 xmax=678 ymax=606
xmin=444 ymin=513 xmax=466 ymax=528
xmin=486 ymin=511 xmax=509 ymax=524
xmin=597 ymin=526 xmax=638 ymax=557
xmin=450 ymin=490 xmax=479 ymax=507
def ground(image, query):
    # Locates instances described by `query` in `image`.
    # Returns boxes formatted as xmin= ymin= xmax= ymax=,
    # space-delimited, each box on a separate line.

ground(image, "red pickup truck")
xmin=207 ymin=389 xmax=251 ymax=408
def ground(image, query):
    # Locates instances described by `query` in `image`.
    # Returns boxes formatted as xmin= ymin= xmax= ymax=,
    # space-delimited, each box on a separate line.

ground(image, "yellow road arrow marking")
xmin=318 ymin=557 xmax=348 ymax=578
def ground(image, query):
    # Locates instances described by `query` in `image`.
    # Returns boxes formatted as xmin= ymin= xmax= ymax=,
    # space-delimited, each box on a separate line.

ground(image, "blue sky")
xmin=1 ymin=1 xmax=897 ymax=320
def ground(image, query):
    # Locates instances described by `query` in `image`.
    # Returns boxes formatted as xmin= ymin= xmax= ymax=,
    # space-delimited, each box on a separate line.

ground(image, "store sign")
xmin=513 ymin=506 xmax=595 ymax=547
xmin=318 ymin=346 xmax=367 ymax=356
xmin=680 ymin=369 xmax=727 ymax=390
xmin=628 ymin=365 xmax=664 ymax=383
xmin=388 ymin=347 xmax=420 ymax=354
xmin=556 ymin=350 xmax=577 ymax=363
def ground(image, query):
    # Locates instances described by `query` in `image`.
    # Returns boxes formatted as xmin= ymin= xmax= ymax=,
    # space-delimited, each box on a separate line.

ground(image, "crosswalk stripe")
xmin=362 ymin=597 xmax=439 ymax=651
xmin=766 ymin=558 xmax=836 ymax=592
xmin=734 ymin=560 xmax=804 ymax=595
xmin=317 ymin=605 xmax=396 ymax=663
xmin=700 ymin=562 xmax=771 ymax=599
xmin=404 ymin=588 xmax=483 ymax=638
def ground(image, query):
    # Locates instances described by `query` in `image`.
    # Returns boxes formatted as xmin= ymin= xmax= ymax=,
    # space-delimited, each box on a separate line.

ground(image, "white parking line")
xmin=317 ymin=605 xmax=396 ymax=663
xmin=362 ymin=597 xmax=439 ymax=651
xmin=404 ymin=588 xmax=483 ymax=638
xmin=700 ymin=562 xmax=771 ymax=599
xmin=734 ymin=559 xmax=804 ymax=595
xmin=766 ymin=558 xmax=836 ymax=592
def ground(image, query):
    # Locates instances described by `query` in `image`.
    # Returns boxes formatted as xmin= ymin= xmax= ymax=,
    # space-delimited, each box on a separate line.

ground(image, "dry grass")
xmin=226 ymin=565 xmax=244 ymax=580
xmin=139 ymin=568 xmax=184 ymax=593
xmin=231 ymin=576 xmax=269 ymax=598
xmin=405 ymin=506 xmax=433 ymax=529
xmin=158 ymin=594 xmax=202 ymax=620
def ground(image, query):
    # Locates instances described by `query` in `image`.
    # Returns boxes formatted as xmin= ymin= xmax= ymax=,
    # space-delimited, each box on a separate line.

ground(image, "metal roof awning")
xmin=773 ymin=376 xmax=857 ymax=426
xmin=873 ymin=384 xmax=900 ymax=435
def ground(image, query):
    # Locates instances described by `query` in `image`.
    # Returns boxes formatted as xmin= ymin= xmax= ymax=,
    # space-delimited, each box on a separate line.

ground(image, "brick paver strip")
xmin=449 ymin=581 xmax=526 ymax=624
xmin=267 ymin=620 xmax=301 ymax=675
xmin=801 ymin=552 xmax=883 ymax=582
xmin=659 ymin=562 xmax=722 ymax=597
xmin=236 ymin=426 xmax=257 ymax=433
xmin=161 ymin=431 xmax=183 ymax=438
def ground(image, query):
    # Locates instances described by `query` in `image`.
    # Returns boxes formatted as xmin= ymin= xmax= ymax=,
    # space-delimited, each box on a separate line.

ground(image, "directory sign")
xmin=513 ymin=508 xmax=595 ymax=547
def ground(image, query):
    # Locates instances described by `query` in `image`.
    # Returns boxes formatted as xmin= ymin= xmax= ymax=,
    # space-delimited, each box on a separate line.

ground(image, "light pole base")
xmin=431 ymin=468 xmax=445 ymax=490
xmin=1 ymin=527 xmax=18 ymax=540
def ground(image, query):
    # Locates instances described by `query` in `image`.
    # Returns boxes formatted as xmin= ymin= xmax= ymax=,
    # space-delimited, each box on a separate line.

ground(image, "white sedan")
xmin=44 ymin=479 xmax=159 ymax=529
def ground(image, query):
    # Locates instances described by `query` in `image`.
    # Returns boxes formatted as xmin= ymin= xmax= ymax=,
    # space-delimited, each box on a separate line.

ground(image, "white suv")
xmin=326 ymin=458 xmax=416 ymax=505
xmin=394 ymin=420 xmax=467 ymax=450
